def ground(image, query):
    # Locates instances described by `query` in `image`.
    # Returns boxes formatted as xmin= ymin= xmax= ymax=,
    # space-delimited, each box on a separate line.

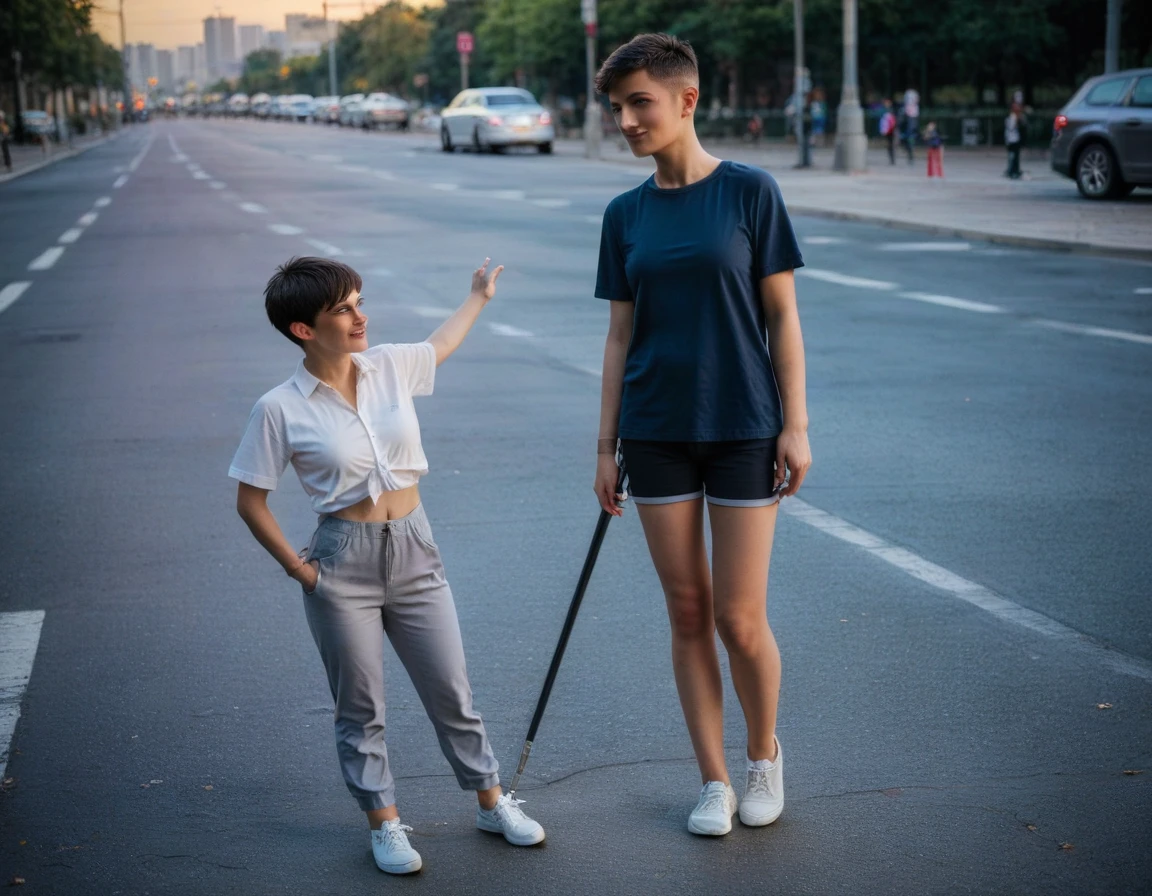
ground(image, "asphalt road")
xmin=1 ymin=119 xmax=1150 ymax=896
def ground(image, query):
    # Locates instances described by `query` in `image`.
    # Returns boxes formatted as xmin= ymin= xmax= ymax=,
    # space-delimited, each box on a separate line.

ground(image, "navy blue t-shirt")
xmin=595 ymin=161 xmax=804 ymax=442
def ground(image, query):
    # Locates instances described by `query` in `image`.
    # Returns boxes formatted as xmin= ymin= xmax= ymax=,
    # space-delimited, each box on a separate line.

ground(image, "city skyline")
xmin=94 ymin=0 xmax=436 ymax=51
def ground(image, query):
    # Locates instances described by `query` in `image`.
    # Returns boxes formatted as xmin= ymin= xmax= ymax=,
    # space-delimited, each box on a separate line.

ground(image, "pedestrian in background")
xmin=809 ymin=89 xmax=827 ymax=147
xmin=0 ymin=111 xmax=12 ymax=172
xmin=230 ymin=257 xmax=545 ymax=876
xmin=594 ymin=33 xmax=811 ymax=838
xmin=879 ymin=99 xmax=897 ymax=165
xmin=924 ymin=120 xmax=944 ymax=178
xmin=1004 ymin=101 xmax=1027 ymax=179
xmin=902 ymin=87 xmax=920 ymax=164
xmin=747 ymin=112 xmax=763 ymax=147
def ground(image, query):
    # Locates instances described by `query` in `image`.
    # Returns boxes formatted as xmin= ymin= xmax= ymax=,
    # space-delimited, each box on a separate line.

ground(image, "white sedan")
xmin=440 ymin=87 xmax=554 ymax=154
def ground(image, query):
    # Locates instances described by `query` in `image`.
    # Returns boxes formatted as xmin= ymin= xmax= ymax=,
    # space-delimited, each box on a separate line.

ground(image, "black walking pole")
xmin=506 ymin=460 xmax=628 ymax=797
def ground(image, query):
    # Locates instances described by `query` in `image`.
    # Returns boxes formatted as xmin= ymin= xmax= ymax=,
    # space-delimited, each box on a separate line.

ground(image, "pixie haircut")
xmin=594 ymin=32 xmax=699 ymax=96
xmin=264 ymin=256 xmax=363 ymax=347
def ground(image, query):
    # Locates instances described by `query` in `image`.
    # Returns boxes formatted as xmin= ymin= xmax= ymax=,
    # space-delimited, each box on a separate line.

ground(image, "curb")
xmin=0 ymin=131 xmax=122 ymax=184
xmin=782 ymin=203 xmax=1152 ymax=263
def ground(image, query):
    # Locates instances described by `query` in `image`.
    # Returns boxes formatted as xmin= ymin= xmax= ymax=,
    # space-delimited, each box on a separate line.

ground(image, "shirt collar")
xmin=292 ymin=352 xmax=377 ymax=398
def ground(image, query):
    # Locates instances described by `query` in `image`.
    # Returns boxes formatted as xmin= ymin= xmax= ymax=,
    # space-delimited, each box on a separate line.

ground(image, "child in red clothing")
xmin=924 ymin=121 xmax=944 ymax=178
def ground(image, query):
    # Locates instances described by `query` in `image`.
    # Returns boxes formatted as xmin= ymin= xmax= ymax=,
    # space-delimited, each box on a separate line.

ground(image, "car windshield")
xmin=486 ymin=93 xmax=534 ymax=107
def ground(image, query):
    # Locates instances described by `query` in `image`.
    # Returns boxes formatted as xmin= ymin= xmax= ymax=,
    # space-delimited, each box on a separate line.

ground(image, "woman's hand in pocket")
xmin=291 ymin=560 xmax=320 ymax=593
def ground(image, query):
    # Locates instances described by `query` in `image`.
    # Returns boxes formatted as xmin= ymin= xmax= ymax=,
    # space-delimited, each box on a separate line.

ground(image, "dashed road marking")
xmin=239 ymin=202 xmax=268 ymax=214
xmin=58 ymin=228 xmax=83 ymax=244
xmin=530 ymin=198 xmax=570 ymax=208
xmin=897 ymin=292 xmax=1005 ymax=314
xmin=409 ymin=306 xmax=452 ymax=319
xmin=28 ymin=247 xmax=65 ymax=271
xmin=77 ymin=212 xmax=98 ymax=227
xmin=1135 ymin=287 xmax=1152 ymax=295
xmin=584 ymin=215 xmax=602 ymax=225
xmin=209 ymin=181 xmax=226 ymax=189
xmin=128 ymin=133 xmax=153 ymax=172
xmin=113 ymin=174 xmax=129 ymax=189
xmin=783 ymin=500 xmax=1152 ymax=683
xmin=431 ymin=183 xmax=460 ymax=191
xmin=94 ymin=197 xmax=112 ymax=208
xmin=489 ymin=322 xmax=533 ymax=337
xmin=1032 ymin=319 xmax=1152 ymax=346
xmin=269 ymin=224 xmax=304 ymax=235
xmin=304 ymin=238 xmax=343 ymax=255
xmin=0 ymin=282 xmax=32 ymax=315
xmin=193 ymin=171 xmax=211 ymax=180
xmin=372 ymin=170 xmax=397 ymax=181
xmin=881 ymin=241 xmax=972 ymax=252
xmin=335 ymin=163 xmax=370 ymax=174
xmin=803 ymin=236 xmax=847 ymax=245
xmin=0 ymin=610 xmax=46 ymax=779
xmin=797 ymin=268 xmax=898 ymax=290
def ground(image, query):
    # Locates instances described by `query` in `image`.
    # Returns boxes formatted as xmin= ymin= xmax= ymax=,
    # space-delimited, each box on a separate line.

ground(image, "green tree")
xmin=240 ymin=48 xmax=283 ymax=95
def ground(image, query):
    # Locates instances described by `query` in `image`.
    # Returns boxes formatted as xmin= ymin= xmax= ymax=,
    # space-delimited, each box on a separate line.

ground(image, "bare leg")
xmin=477 ymin=785 xmax=501 ymax=810
xmin=707 ymin=503 xmax=781 ymax=763
xmin=366 ymin=806 xmax=399 ymax=828
xmin=635 ymin=499 xmax=728 ymax=784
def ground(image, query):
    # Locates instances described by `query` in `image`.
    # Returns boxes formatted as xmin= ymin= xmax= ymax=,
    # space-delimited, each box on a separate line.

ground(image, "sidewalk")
xmin=564 ymin=138 xmax=1152 ymax=260
xmin=0 ymin=128 xmax=121 ymax=183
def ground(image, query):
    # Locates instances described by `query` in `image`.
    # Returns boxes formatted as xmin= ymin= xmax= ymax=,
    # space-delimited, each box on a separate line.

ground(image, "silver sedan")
xmin=440 ymin=87 xmax=555 ymax=154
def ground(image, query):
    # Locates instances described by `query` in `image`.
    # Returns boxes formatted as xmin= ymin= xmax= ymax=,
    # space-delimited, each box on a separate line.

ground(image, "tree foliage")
xmin=1 ymin=0 xmax=125 ymax=93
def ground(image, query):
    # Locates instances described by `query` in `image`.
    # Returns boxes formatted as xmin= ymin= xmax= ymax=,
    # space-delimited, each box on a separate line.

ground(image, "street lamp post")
xmin=793 ymin=0 xmax=809 ymax=168
xmin=581 ymin=0 xmax=600 ymax=159
xmin=1105 ymin=0 xmax=1122 ymax=73
xmin=832 ymin=0 xmax=866 ymax=172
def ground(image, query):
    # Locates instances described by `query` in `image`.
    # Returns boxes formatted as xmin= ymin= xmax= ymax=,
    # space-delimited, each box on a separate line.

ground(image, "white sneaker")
xmin=687 ymin=781 xmax=738 ymax=836
xmin=476 ymin=793 xmax=545 ymax=846
xmin=371 ymin=820 xmax=422 ymax=874
xmin=740 ymin=737 xmax=784 ymax=826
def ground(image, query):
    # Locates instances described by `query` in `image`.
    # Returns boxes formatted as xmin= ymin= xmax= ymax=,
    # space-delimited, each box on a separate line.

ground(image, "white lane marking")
xmin=367 ymin=267 xmax=394 ymax=278
xmin=127 ymin=133 xmax=153 ymax=172
xmin=58 ymin=228 xmax=83 ymax=244
xmin=1135 ymin=287 xmax=1152 ymax=295
xmin=304 ymin=238 xmax=343 ymax=255
xmin=167 ymin=134 xmax=180 ymax=152
xmin=403 ymin=151 xmax=417 ymax=158
xmin=783 ymin=500 xmax=1152 ymax=683
xmin=77 ymin=212 xmax=98 ymax=227
xmin=897 ymin=292 xmax=1006 ymax=314
xmin=0 ymin=282 xmax=32 ymax=315
xmin=431 ymin=183 xmax=459 ymax=191
xmin=170 ymin=154 xmax=188 ymax=163
xmin=530 ymin=198 xmax=571 ymax=208
xmin=309 ymin=153 xmax=342 ymax=163
xmin=0 ymin=611 xmax=46 ymax=779
xmin=881 ymin=241 xmax=972 ymax=252
xmin=112 ymin=174 xmax=129 ymax=189
xmin=94 ymin=197 xmax=112 ymax=208
xmin=268 ymin=223 xmax=304 ymax=235
xmin=28 ymin=247 xmax=65 ymax=271
xmin=1032 ymin=319 xmax=1152 ymax=346
xmin=489 ymin=322 xmax=533 ymax=337
xmin=487 ymin=189 xmax=526 ymax=201
xmin=796 ymin=268 xmax=898 ymax=290
xmin=335 ymin=163 xmax=370 ymax=174
xmin=803 ymin=236 xmax=847 ymax=245
xmin=372 ymin=170 xmax=397 ymax=181
xmin=584 ymin=215 xmax=602 ymax=225
xmin=209 ymin=181 xmax=226 ymax=190
xmin=410 ymin=306 xmax=452 ymax=319
xmin=239 ymin=202 xmax=268 ymax=214
xmin=192 ymin=171 xmax=211 ymax=180
xmin=186 ymin=163 xmax=200 ymax=172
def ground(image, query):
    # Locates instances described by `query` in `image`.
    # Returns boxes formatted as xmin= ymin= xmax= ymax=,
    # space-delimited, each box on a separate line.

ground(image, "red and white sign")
xmin=456 ymin=31 xmax=474 ymax=55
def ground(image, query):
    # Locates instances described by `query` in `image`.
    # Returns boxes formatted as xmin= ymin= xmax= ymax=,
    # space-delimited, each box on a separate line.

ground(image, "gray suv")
xmin=1050 ymin=68 xmax=1152 ymax=199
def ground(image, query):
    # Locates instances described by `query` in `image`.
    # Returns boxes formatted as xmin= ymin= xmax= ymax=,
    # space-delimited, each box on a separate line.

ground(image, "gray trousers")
xmin=300 ymin=504 xmax=500 ymax=810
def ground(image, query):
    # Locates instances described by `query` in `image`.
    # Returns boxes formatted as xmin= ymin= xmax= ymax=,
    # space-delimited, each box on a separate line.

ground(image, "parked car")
xmin=440 ymin=87 xmax=554 ymax=153
xmin=288 ymin=94 xmax=314 ymax=122
xmin=311 ymin=95 xmax=340 ymax=123
xmin=339 ymin=93 xmax=365 ymax=127
xmin=272 ymin=95 xmax=293 ymax=120
xmin=359 ymin=93 xmax=411 ymax=130
xmin=19 ymin=110 xmax=53 ymax=142
xmin=227 ymin=93 xmax=250 ymax=117
xmin=250 ymin=92 xmax=272 ymax=119
xmin=1051 ymin=67 xmax=1152 ymax=199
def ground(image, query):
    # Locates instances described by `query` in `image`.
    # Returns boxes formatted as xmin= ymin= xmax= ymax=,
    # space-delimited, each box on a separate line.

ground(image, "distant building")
xmin=125 ymin=43 xmax=157 ymax=92
xmin=156 ymin=49 xmax=175 ymax=92
xmin=176 ymin=45 xmax=196 ymax=87
xmin=239 ymin=24 xmax=267 ymax=60
xmin=285 ymin=14 xmax=333 ymax=59
xmin=194 ymin=43 xmax=209 ymax=89
xmin=204 ymin=16 xmax=238 ymax=82
xmin=267 ymin=30 xmax=288 ymax=55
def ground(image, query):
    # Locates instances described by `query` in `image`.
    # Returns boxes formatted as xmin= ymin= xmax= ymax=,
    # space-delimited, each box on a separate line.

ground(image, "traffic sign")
xmin=456 ymin=31 xmax=474 ymax=55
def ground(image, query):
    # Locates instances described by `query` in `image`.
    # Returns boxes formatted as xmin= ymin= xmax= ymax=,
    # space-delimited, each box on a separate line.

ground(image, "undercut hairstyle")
xmin=264 ymin=256 xmax=363 ymax=347
xmin=594 ymin=32 xmax=699 ymax=96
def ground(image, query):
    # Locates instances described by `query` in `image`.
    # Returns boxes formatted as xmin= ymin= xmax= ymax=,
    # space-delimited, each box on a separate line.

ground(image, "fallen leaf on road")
xmin=1096 ymin=703 xmax=1113 ymax=710
xmin=1122 ymin=769 xmax=1143 ymax=776
xmin=17 ymin=841 xmax=25 ymax=846
xmin=1025 ymin=824 xmax=1037 ymax=832
xmin=1059 ymin=842 xmax=1074 ymax=851
xmin=203 ymin=785 xmax=214 ymax=791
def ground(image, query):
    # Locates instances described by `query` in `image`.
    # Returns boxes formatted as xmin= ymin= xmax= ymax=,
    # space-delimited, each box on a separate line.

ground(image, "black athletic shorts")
xmin=620 ymin=438 xmax=782 ymax=507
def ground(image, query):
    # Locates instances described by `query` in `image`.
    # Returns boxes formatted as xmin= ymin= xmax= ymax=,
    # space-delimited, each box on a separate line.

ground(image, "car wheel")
xmin=1076 ymin=142 xmax=1124 ymax=199
xmin=538 ymin=142 xmax=553 ymax=155
xmin=441 ymin=126 xmax=454 ymax=153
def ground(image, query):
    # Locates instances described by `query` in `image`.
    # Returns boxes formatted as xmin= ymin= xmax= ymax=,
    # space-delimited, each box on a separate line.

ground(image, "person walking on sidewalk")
xmin=0 ymin=112 xmax=12 ymax=172
xmin=879 ymin=99 xmax=897 ymax=165
xmin=924 ymin=121 xmax=944 ymax=178
xmin=902 ymin=87 xmax=920 ymax=164
xmin=593 ymin=33 xmax=811 ymax=838
xmin=229 ymin=257 xmax=544 ymax=876
xmin=1004 ymin=102 xmax=1027 ymax=179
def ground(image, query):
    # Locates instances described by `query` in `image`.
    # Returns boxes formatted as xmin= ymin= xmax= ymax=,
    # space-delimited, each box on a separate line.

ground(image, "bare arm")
xmin=236 ymin=482 xmax=315 ymax=586
xmin=426 ymin=258 xmax=503 ymax=366
xmin=760 ymin=270 xmax=811 ymax=496
xmin=593 ymin=300 xmax=634 ymax=515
